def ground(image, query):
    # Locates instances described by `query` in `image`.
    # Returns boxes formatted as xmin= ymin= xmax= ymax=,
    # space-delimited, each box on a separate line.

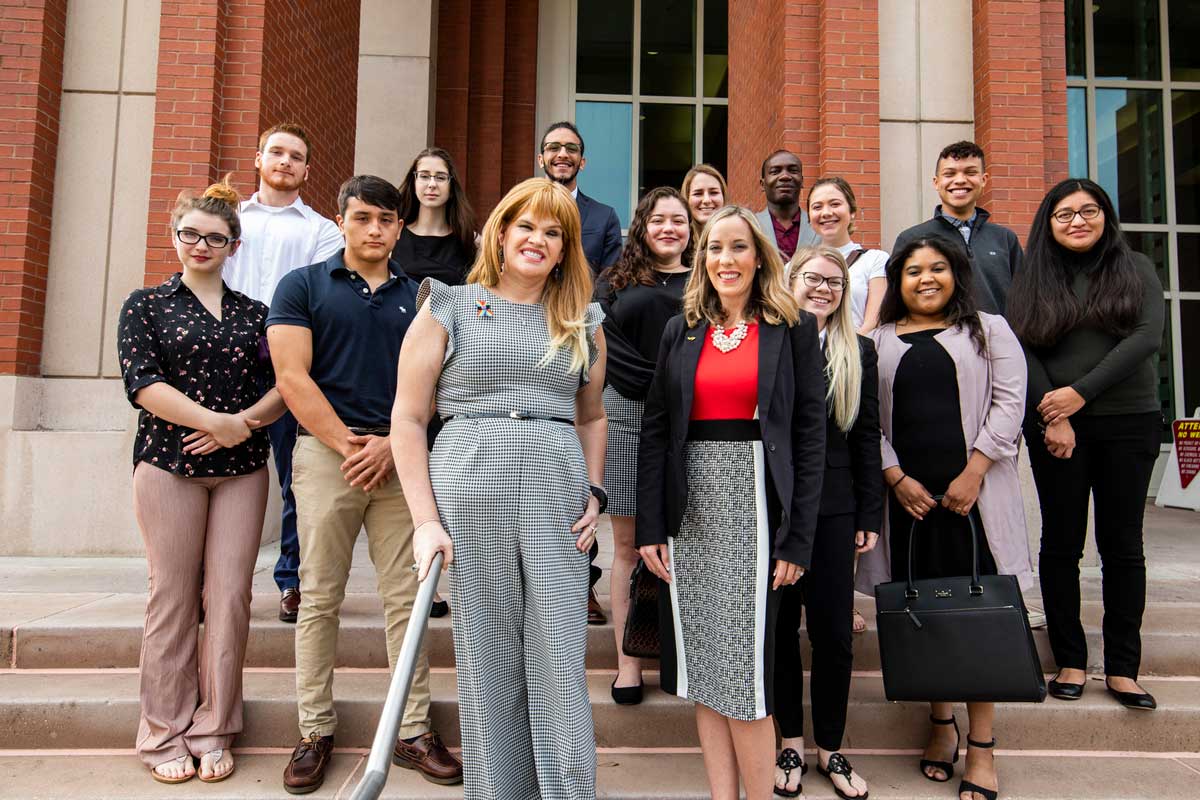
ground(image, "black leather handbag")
xmin=874 ymin=501 xmax=1046 ymax=703
xmin=621 ymin=559 xmax=660 ymax=659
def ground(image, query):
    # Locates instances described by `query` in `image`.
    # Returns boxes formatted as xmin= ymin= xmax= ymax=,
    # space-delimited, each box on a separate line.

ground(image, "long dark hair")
xmin=397 ymin=147 xmax=477 ymax=260
xmin=601 ymin=187 xmax=693 ymax=291
xmin=1007 ymin=178 xmax=1142 ymax=347
xmin=879 ymin=235 xmax=987 ymax=354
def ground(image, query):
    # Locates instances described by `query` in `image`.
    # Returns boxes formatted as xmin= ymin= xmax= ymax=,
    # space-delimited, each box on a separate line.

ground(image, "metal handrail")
xmin=349 ymin=551 xmax=444 ymax=800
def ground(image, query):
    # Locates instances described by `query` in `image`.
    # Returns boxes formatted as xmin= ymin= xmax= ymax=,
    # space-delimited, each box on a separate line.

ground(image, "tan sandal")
xmin=852 ymin=607 xmax=867 ymax=634
xmin=151 ymin=754 xmax=194 ymax=784
xmin=198 ymin=748 xmax=235 ymax=783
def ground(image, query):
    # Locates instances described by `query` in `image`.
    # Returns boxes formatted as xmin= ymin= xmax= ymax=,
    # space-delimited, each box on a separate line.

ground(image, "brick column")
xmin=973 ymin=0 xmax=1048 ymax=243
xmin=1040 ymin=0 xmax=1069 ymax=184
xmin=727 ymin=0 xmax=785 ymax=205
xmin=0 ymin=0 xmax=67 ymax=376
xmin=816 ymin=0 xmax=880 ymax=248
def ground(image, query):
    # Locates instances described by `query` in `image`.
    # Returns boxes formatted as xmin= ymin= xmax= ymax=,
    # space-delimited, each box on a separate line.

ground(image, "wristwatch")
xmin=589 ymin=483 xmax=608 ymax=515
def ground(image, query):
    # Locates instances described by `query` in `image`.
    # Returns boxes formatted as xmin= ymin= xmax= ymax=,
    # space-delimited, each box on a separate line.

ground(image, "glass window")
xmin=1092 ymin=0 xmax=1161 ymax=81
xmin=1169 ymin=0 xmax=1200 ymax=81
xmin=641 ymin=0 xmax=695 ymax=97
xmin=1160 ymin=304 xmax=1177 ymax=438
xmin=1182 ymin=301 xmax=1200 ymax=417
xmin=1064 ymin=0 xmax=1086 ymax=79
xmin=1095 ymin=89 xmax=1166 ymax=224
xmin=702 ymin=106 xmax=728 ymax=176
xmin=576 ymin=0 xmax=634 ymax=94
xmin=1068 ymin=88 xmax=1088 ymax=178
xmin=1125 ymin=232 xmax=1169 ymax=290
xmin=1179 ymin=234 xmax=1200 ymax=292
xmin=575 ymin=101 xmax=634 ymax=228
xmin=1173 ymin=91 xmax=1199 ymax=225
xmin=640 ymin=104 xmax=695 ymax=195
xmin=703 ymin=0 xmax=728 ymax=97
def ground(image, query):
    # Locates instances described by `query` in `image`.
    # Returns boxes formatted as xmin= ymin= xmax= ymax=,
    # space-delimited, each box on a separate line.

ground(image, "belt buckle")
xmin=509 ymin=410 xmax=528 ymax=420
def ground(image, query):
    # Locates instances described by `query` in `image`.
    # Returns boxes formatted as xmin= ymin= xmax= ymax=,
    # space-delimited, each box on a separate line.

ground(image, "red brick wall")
xmin=727 ymin=0 xmax=785 ymax=206
xmin=435 ymin=0 xmax=539 ymax=220
xmin=1041 ymin=0 xmax=1069 ymax=184
xmin=144 ymin=0 xmax=359 ymax=285
xmin=972 ymin=0 xmax=1049 ymax=244
xmin=0 ymin=0 xmax=67 ymax=376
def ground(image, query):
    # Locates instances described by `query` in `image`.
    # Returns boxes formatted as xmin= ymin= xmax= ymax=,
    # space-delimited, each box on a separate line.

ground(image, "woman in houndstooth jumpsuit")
xmin=392 ymin=178 xmax=608 ymax=800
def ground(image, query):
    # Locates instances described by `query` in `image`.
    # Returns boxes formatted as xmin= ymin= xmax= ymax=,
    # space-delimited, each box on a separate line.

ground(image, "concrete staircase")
xmin=2 ymin=505 xmax=1199 ymax=798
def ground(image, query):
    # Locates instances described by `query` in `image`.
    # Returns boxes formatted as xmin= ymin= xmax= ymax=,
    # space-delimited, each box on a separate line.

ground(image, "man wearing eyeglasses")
xmin=224 ymin=123 xmax=344 ymax=625
xmin=891 ymin=140 xmax=1023 ymax=314
xmin=537 ymin=120 xmax=623 ymax=278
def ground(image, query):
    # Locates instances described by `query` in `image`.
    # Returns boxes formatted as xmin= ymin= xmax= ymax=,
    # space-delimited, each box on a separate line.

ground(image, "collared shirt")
xmin=118 ymin=275 xmax=274 ymax=477
xmin=771 ymin=210 xmax=804 ymax=261
xmin=267 ymin=251 xmax=419 ymax=429
xmin=223 ymin=193 xmax=343 ymax=306
xmin=936 ymin=207 xmax=978 ymax=246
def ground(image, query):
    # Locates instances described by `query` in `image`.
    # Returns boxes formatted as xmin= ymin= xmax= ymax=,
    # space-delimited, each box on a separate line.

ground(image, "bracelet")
xmin=887 ymin=473 xmax=907 ymax=489
xmin=414 ymin=519 xmax=442 ymax=534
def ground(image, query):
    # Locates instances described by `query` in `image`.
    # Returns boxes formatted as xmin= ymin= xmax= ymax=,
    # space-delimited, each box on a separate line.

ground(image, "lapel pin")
xmin=687 ymin=335 xmax=696 ymax=341
xmin=476 ymin=299 xmax=493 ymax=318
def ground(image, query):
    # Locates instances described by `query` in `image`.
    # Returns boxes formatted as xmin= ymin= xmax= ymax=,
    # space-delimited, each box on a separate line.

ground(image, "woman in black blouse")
xmin=117 ymin=177 xmax=285 ymax=785
xmin=1007 ymin=178 xmax=1164 ymax=710
xmin=395 ymin=147 xmax=478 ymax=285
xmin=595 ymin=187 xmax=694 ymax=705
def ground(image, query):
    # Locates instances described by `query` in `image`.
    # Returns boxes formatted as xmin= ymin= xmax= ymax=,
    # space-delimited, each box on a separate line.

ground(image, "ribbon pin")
xmin=475 ymin=299 xmax=493 ymax=318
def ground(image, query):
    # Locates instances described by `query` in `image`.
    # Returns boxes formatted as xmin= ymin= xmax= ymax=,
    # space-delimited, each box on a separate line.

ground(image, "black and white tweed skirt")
xmin=602 ymin=384 xmax=644 ymax=517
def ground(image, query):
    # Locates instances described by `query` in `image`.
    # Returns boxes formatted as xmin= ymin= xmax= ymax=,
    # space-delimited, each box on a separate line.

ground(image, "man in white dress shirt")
xmin=224 ymin=123 xmax=342 ymax=623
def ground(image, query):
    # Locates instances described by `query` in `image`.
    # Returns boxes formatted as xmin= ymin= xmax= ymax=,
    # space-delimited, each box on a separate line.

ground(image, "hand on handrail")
xmin=414 ymin=520 xmax=453 ymax=581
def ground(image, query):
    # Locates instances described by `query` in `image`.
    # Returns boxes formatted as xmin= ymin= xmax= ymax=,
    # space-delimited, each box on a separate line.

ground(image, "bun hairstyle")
xmin=170 ymin=173 xmax=242 ymax=240
xmin=807 ymin=176 xmax=858 ymax=237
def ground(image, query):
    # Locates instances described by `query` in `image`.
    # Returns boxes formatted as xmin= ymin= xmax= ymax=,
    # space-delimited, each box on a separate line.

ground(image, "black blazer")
xmin=819 ymin=335 xmax=884 ymax=533
xmin=577 ymin=190 xmax=623 ymax=274
xmin=635 ymin=313 xmax=827 ymax=568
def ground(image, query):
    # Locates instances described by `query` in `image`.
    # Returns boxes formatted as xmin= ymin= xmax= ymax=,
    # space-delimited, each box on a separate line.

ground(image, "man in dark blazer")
xmin=538 ymin=120 xmax=623 ymax=276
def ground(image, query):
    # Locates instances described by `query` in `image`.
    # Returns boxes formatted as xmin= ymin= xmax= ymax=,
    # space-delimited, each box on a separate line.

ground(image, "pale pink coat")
xmin=856 ymin=313 xmax=1035 ymax=592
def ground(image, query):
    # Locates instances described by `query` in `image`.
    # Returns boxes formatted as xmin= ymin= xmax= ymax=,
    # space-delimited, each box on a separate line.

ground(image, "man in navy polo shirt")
xmin=267 ymin=175 xmax=461 ymax=794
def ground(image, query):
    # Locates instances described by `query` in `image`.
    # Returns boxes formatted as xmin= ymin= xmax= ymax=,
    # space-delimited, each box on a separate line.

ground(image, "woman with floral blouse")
xmin=117 ymin=177 xmax=285 ymax=785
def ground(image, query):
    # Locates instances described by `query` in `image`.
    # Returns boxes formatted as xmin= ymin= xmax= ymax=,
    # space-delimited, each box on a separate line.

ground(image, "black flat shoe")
xmin=429 ymin=599 xmax=449 ymax=618
xmin=610 ymin=677 xmax=643 ymax=705
xmin=1106 ymin=679 xmax=1157 ymax=710
xmin=774 ymin=748 xmax=807 ymax=798
xmin=1047 ymin=673 xmax=1085 ymax=700
xmin=957 ymin=737 xmax=998 ymax=800
xmin=919 ymin=715 xmax=959 ymax=783
xmin=817 ymin=752 xmax=868 ymax=799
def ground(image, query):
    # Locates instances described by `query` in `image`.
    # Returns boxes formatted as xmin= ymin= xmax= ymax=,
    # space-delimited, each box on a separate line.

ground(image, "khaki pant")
xmin=292 ymin=435 xmax=430 ymax=738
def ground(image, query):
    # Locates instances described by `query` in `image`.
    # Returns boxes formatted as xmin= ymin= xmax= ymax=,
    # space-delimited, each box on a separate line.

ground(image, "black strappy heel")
xmin=773 ymin=747 xmax=808 ymax=798
xmin=958 ymin=737 xmax=998 ymax=800
xmin=919 ymin=715 xmax=960 ymax=782
xmin=817 ymin=751 xmax=868 ymax=799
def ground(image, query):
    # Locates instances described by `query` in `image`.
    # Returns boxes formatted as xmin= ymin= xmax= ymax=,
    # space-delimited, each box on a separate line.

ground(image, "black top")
xmin=117 ymin=274 xmax=273 ymax=477
xmin=818 ymin=336 xmax=884 ymax=534
xmin=1020 ymin=251 xmax=1163 ymax=418
xmin=267 ymin=251 xmax=419 ymax=429
xmin=635 ymin=314 xmax=827 ymax=567
xmin=595 ymin=269 xmax=689 ymax=401
xmin=393 ymin=228 xmax=473 ymax=286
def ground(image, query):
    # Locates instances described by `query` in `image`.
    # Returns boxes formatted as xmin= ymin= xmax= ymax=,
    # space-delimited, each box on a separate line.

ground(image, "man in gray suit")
xmin=755 ymin=149 xmax=820 ymax=262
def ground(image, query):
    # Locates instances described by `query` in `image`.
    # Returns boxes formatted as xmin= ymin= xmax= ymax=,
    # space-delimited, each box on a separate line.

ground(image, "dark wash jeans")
xmin=268 ymin=410 xmax=300 ymax=591
xmin=1025 ymin=411 xmax=1161 ymax=679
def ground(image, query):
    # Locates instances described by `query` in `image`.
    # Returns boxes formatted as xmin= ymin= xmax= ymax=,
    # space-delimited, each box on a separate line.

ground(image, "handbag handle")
xmin=904 ymin=494 xmax=983 ymax=600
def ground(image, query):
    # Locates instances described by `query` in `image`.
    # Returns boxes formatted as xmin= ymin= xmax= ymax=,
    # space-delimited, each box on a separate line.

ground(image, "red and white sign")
xmin=1174 ymin=420 xmax=1200 ymax=490
xmin=1157 ymin=413 xmax=1200 ymax=512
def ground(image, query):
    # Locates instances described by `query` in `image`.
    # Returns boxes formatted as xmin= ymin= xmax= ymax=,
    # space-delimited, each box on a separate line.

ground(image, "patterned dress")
xmin=420 ymin=278 xmax=603 ymax=800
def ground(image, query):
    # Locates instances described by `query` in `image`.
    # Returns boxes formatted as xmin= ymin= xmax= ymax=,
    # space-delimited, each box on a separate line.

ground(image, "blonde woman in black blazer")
xmin=636 ymin=205 xmax=826 ymax=800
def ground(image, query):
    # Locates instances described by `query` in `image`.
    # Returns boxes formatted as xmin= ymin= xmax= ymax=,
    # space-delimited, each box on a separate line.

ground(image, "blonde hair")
xmin=683 ymin=205 xmax=799 ymax=328
xmin=787 ymin=246 xmax=862 ymax=431
xmin=170 ymin=174 xmax=242 ymax=239
xmin=467 ymin=178 xmax=593 ymax=373
xmin=680 ymin=163 xmax=729 ymax=246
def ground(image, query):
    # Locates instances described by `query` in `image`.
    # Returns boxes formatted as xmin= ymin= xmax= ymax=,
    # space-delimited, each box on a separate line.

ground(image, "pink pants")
xmin=132 ymin=461 xmax=268 ymax=767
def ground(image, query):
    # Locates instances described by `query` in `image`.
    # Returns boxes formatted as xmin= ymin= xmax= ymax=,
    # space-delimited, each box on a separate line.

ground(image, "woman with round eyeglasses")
xmin=396 ymin=147 xmax=478 ymax=286
xmin=769 ymin=246 xmax=881 ymax=800
xmin=681 ymin=164 xmax=728 ymax=249
xmin=118 ymin=177 xmax=285 ymax=785
xmin=1007 ymin=178 xmax=1165 ymax=711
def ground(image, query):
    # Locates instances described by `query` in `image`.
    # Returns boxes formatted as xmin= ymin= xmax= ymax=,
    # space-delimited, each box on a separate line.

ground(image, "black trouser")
xmin=1025 ymin=411 xmax=1161 ymax=679
xmin=773 ymin=512 xmax=856 ymax=750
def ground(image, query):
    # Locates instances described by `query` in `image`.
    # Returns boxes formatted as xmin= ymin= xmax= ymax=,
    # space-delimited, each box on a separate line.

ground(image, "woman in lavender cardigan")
xmin=856 ymin=235 xmax=1030 ymax=800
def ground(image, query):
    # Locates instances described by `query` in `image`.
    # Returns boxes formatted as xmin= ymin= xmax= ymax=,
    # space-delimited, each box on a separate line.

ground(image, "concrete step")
xmin=9 ymin=592 xmax=1200 ymax=677
xmin=0 ymin=751 xmax=1198 ymax=799
xmin=3 ymin=669 xmax=1199 ymax=753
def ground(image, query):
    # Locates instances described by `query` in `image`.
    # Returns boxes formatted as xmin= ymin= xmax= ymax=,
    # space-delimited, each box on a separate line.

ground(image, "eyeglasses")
xmin=543 ymin=142 xmax=582 ymax=155
xmin=799 ymin=272 xmax=846 ymax=291
xmin=1052 ymin=204 xmax=1102 ymax=224
xmin=176 ymin=229 xmax=232 ymax=249
xmin=415 ymin=171 xmax=450 ymax=185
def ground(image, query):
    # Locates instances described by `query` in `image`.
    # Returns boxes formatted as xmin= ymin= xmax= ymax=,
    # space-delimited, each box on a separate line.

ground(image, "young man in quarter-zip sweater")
xmin=892 ymin=140 xmax=1023 ymax=314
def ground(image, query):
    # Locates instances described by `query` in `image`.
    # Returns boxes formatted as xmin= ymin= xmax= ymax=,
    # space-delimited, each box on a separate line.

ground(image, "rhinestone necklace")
xmin=711 ymin=320 xmax=749 ymax=353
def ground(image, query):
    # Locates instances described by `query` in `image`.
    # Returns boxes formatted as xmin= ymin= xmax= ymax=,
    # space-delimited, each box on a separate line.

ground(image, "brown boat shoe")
xmin=392 ymin=730 xmax=463 ymax=785
xmin=283 ymin=733 xmax=334 ymax=795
